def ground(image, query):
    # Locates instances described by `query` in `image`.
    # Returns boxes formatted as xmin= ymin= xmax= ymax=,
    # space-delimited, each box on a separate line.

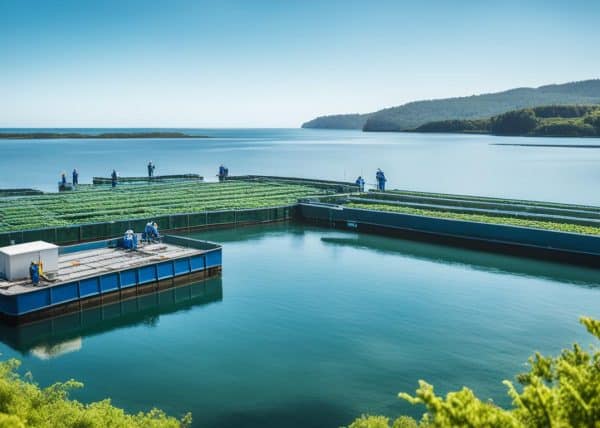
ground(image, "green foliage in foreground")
xmin=349 ymin=317 xmax=600 ymax=428
xmin=346 ymin=202 xmax=600 ymax=236
xmin=0 ymin=359 xmax=190 ymax=427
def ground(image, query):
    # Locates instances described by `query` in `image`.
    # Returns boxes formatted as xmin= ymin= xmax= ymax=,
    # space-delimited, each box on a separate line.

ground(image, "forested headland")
xmin=413 ymin=105 xmax=600 ymax=137
xmin=301 ymin=79 xmax=600 ymax=132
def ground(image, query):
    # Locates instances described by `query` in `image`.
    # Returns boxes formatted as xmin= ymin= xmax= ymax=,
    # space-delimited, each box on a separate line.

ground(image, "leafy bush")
xmin=0 ymin=359 xmax=191 ymax=427
xmin=349 ymin=317 xmax=600 ymax=428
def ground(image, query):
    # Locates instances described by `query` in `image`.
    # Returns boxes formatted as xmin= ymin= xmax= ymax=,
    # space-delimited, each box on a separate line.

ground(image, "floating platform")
xmin=0 ymin=235 xmax=222 ymax=323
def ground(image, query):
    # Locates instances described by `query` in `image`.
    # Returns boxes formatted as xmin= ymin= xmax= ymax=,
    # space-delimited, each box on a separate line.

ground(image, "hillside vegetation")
xmin=300 ymin=113 xmax=370 ymax=129
xmin=301 ymin=79 xmax=600 ymax=131
xmin=414 ymin=105 xmax=600 ymax=137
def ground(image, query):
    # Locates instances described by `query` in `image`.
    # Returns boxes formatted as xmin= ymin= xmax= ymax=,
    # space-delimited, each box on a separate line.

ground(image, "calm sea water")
xmin=0 ymin=128 xmax=599 ymax=205
xmin=0 ymin=224 xmax=598 ymax=427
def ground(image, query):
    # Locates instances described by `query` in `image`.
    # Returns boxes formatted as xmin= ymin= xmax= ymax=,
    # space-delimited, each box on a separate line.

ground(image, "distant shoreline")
xmin=0 ymin=132 xmax=209 ymax=140
xmin=493 ymin=143 xmax=600 ymax=148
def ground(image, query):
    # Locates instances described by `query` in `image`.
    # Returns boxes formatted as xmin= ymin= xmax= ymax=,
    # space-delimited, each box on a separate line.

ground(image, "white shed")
xmin=0 ymin=241 xmax=59 ymax=281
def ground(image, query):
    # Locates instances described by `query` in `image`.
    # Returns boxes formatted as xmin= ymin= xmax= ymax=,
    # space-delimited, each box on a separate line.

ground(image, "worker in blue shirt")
xmin=60 ymin=172 xmax=67 ymax=186
xmin=123 ymin=229 xmax=137 ymax=250
xmin=111 ymin=169 xmax=118 ymax=188
xmin=355 ymin=176 xmax=365 ymax=192
xmin=147 ymin=161 xmax=155 ymax=178
xmin=72 ymin=168 xmax=79 ymax=186
xmin=144 ymin=221 xmax=160 ymax=241
xmin=376 ymin=169 xmax=387 ymax=191
xmin=29 ymin=262 xmax=39 ymax=286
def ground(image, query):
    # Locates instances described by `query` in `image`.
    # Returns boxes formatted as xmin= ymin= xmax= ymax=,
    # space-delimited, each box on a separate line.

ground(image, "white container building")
xmin=0 ymin=241 xmax=59 ymax=281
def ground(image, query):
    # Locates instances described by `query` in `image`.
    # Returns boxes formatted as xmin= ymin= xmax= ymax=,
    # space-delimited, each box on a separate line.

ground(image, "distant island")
xmin=0 ymin=132 xmax=208 ymax=139
xmin=301 ymin=79 xmax=600 ymax=132
xmin=413 ymin=105 xmax=600 ymax=138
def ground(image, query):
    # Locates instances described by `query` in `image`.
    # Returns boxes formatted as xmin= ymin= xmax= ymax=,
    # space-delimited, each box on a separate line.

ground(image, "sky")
xmin=1 ymin=0 xmax=599 ymax=128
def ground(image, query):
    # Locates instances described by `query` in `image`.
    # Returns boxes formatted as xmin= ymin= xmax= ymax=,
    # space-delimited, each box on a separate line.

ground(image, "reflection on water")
xmin=30 ymin=338 xmax=82 ymax=360
xmin=320 ymin=235 xmax=600 ymax=288
xmin=191 ymin=222 xmax=600 ymax=288
xmin=0 ymin=278 xmax=222 ymax=357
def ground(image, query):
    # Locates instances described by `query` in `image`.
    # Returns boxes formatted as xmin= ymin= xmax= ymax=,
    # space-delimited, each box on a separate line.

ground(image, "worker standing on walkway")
xmin=111 ymin=169 xmax=118 ymax=188
xmin=29 ymin=261 xmax=39 ymax=286
xmin=72 ymin=168 xmax=79 ymax=186
xmin=147 ymin=161 xmax=155 ymax=178
xmin=355 ymin=176 xmax=365 ymax=192
xmin=60 ymin=172 xmax=67 ymax=186
xmin=376 ymin=169 xmax=387 ymax=191
xmin=218 ymin=164 xmax=229 ymax=182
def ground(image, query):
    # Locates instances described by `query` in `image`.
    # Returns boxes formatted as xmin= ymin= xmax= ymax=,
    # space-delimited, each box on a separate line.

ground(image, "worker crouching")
xmin=123 ymin=229 xmax=138 ymax=250
xmin=144 ymin=222 xmax=160 ymax=242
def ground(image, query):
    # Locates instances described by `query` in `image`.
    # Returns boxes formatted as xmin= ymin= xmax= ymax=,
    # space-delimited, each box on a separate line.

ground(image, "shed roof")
xmin=0 ymin=241 xmax=58 ymax=256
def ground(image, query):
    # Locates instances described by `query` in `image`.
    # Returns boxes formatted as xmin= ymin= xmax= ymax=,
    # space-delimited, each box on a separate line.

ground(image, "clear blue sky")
xmin=1 ymin=0 xmax=599 ymax=127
